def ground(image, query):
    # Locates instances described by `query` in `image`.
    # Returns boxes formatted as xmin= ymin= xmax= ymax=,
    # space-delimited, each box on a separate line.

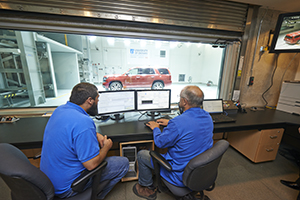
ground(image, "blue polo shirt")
xmin=153 ymin=107 xmax=214 ymax=187
xmin=40 ymin=101 xmax=100 ymax=195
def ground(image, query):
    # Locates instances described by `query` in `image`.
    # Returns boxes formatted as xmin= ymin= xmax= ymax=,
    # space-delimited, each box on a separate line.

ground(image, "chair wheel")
xmin=203 ymin=195 xmax=210 ymax=200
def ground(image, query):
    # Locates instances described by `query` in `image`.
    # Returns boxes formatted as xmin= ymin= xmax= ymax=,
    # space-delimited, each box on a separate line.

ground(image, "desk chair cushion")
xmin=161 ymin=177 xmax=191 ymax=197
xmin=0 ymin=143 xmax=54 ymax=200
xmin=183 ymin=140 xmax=229 ymax=191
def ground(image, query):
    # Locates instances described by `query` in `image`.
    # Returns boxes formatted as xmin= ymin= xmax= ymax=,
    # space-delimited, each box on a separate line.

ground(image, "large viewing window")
xmin=0 ymin=29 xmax=225 ymax=109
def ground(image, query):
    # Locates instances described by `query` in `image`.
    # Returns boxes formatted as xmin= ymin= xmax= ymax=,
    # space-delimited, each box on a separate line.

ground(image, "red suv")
xmin=284 ymin=31 xmax=300 ymax=44
xmin=102 ymin=67 xmax=172 ymax=90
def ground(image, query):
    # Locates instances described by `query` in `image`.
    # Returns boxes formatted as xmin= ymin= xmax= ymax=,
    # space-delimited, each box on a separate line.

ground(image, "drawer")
xmin=254 ymin=143 xmax=280 ymax=163
xmin=260 ymin=128 xmax=284 ymax=145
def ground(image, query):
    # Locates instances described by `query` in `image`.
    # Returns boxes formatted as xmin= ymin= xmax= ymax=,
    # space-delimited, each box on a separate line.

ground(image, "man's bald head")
xmin=180 ymin=86 xmax=204 ymax=107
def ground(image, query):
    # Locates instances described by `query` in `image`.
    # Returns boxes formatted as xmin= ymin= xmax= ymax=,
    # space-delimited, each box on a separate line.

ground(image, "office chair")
xmin=150 ymin=140 xmax=229 ymax=200
xmin=0 ymin=143 xmax=108 ymax=200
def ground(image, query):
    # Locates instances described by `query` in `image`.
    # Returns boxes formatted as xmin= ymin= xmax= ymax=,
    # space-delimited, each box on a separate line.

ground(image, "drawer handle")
xmin=270 ymin=135 xmax=278 ymax=139
xmin=266 ymin=148 xmax=274 ymax=152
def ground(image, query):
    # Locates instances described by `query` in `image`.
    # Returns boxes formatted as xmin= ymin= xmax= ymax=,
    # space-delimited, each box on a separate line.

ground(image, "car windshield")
xmin=128 ymin=68 xmax=139 ymax=75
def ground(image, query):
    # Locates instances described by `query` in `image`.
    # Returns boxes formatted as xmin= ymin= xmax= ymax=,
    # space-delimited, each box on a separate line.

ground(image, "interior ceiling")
xmin=230 ymin=0 xmax=300 ymax=13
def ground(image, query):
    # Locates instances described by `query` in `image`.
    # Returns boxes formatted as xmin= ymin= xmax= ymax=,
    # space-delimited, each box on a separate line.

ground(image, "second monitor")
xmin=136 ymin=89 xmax=171 ymax=113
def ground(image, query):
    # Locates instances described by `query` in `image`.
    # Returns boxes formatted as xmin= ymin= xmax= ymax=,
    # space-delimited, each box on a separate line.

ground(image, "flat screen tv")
xmin=269 ymin=12 xmax=300 ymax=53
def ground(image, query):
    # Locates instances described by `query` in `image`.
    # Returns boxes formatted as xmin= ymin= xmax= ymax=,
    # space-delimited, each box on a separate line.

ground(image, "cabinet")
xmin=119 ymin=140 xmax=154 ymax=182
xmin=227 ymin=128 xmax=284 ymax=163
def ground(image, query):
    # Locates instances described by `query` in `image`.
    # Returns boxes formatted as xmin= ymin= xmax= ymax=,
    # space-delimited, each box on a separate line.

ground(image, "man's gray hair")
xmin=180 ymin=86 xmax=204 ymax=107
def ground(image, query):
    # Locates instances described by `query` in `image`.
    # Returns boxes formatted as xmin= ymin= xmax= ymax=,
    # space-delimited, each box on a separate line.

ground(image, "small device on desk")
xmin=202 ymin=99 xmax=236 ymax=123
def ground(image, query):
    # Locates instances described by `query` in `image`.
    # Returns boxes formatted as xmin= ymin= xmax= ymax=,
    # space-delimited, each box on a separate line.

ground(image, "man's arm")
xmin=82 ymin=135 xmax=112 ymax=170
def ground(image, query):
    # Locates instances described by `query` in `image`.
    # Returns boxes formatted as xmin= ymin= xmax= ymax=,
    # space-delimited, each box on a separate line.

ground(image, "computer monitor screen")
xmin=136 ymin=89 xmax=171 ymax=112
xmin=202 ymin=99 xmax=223 ymax=113
xmin=269 ymin=12 xmax=300 ymax=53
xmin=97 ymin=90 xmax=135 ymax=115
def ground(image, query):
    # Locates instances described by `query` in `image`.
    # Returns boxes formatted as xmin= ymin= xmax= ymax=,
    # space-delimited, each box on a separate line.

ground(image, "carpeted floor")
xmin=0 ymin=145 xmax=299 ymax=200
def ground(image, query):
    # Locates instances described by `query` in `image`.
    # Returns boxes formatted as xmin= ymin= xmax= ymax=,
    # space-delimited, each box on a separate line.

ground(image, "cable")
xmin=262 ymin=53 xmax=279 ymax=107
xmin=137 ymin=112 xmax=147 ymax=121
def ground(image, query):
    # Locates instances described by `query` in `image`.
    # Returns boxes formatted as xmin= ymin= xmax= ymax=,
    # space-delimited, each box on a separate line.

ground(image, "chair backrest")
xmin=0 ymin=143 xmax=54 ymax=200
xmin=182 ymin=140 xmax=229 ymax=191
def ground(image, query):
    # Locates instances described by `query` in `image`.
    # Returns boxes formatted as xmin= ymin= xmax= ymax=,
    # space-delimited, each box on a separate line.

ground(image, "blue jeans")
xmin=137 ymin=150 xmax=154 ymax=187
xmin=57 ymin=156 xmax=129 ymax=199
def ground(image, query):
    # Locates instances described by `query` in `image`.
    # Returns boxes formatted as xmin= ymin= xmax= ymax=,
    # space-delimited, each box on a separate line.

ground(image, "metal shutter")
xmin=0 ymin=0 xmax=248 ymax=42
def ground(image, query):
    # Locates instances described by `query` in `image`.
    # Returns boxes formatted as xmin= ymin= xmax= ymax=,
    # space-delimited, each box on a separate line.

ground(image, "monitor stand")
xmin=146 ymin=111 xmax=160 ymax=118
xmin=110 ymin=113 xmax=124 ymax=121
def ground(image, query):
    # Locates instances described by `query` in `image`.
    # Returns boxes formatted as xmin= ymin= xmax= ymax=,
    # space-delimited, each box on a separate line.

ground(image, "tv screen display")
xmin=97 ymin=90 xmax=135 ymax=116
xmin=270 ymin=12 xmax=300 ymax=53
xmin=136 ymin=89 xmax=171 ymax=112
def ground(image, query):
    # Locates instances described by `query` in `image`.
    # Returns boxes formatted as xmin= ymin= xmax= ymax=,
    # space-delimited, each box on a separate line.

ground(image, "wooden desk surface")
xmin=1 ymin=109 xmax=299 ymax=148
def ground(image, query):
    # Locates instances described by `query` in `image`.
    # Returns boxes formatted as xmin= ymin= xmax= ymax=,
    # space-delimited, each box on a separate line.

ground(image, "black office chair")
xmin=0 ymin=143 xmax=108 ymax=200
xmin=150 ymin=140 xmax=229 ymax=200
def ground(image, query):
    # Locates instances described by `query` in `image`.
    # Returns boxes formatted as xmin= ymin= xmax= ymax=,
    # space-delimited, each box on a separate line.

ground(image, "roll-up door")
xmin=0 ymin=0 xmax=248 ymax=42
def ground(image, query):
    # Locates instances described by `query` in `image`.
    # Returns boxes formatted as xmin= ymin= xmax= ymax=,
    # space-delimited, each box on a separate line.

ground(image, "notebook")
xmin=202 ymin=99 xmax=236 ymax=123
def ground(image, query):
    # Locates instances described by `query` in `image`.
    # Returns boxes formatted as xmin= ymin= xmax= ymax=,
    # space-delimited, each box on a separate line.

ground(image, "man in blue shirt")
xmin=40 ymin=83 xmax=129 ymax=199
xmin=133 ymin=85 xmax=214 ymax=200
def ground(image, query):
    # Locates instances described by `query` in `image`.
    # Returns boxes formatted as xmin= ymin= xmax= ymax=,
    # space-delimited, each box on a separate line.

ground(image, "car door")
xmin=143 ymin=68 xmax=156 ymax=87
xmin=124 ymin=68 xmax=140 ymax=87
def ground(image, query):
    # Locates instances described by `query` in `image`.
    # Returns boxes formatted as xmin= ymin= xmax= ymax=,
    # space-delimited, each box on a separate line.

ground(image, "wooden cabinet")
xmin=227 ymin=128 xmax=284 ymax=163
xmin=119 ymin=140 xmax=154 ymax=182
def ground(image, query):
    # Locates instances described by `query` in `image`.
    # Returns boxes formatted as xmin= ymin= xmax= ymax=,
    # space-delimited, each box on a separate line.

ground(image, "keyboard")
xmin=210 ymin=114 xmax=236 ymax=123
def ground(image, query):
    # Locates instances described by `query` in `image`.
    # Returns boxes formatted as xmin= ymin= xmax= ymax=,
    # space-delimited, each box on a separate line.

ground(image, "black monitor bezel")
xmin=97 ymin=90 xmax=136 ymax=116
xmin=136 ymin=89 xmax=171 ymax=113
xmin=269 ymin=11 xmax=300 ymax=53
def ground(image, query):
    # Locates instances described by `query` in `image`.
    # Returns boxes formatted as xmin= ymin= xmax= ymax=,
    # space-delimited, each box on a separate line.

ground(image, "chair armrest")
xmin=150 ymin=151 xmax=172 ymax=171
xmin=71 ymin=161 xmax=107 ymax=193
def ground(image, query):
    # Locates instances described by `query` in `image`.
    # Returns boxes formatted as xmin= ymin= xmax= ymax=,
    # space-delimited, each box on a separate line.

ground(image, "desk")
xmin=97 ymin=109 xmax=300 ymax=141
xmin=1 ymin=109 xmax=300 ymax=149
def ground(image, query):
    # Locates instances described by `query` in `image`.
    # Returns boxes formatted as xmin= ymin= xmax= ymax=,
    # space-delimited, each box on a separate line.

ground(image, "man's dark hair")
xmin=69 ymin=83 xmax=98 ymax=105
xmin=181 ymin=86 xmax=204 ymax=107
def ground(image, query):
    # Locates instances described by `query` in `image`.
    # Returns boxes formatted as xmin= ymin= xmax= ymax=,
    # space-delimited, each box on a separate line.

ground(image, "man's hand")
xmin=146 ymin=121 xmax=160 ymax=130
xmin=97 ymin=133 xmax=105 ymax=148
xmin=156 ymin=118 xmax=169 ymax=126
xmin=83 ymin=135 xmax=113 ymax=171
xmin=103 ymin=135 xmax=113 ymax=150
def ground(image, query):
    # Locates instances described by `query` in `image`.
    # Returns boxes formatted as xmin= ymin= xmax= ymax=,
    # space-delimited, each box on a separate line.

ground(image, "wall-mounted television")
xmin=269 ymin=12 xmax=300 ymax=53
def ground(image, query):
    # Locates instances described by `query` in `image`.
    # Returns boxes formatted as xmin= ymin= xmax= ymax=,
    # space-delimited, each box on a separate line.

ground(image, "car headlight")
xmin=103 ymin=77 xmax=107 ymax=82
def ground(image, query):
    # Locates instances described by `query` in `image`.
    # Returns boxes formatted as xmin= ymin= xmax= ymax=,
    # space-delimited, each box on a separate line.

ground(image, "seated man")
xmin=40 ymin=82 xmax=129 ymax=199
xmin=133 ymin=85 xmax=214 ymax=200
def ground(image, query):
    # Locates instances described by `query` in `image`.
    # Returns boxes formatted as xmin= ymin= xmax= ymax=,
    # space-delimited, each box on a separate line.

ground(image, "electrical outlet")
xmin=248 ymin=76 xmax=254 ymax=86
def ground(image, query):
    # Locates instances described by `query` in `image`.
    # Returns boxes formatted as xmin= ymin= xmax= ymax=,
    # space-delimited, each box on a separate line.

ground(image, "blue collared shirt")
xmin=40 ymin=101 xmax=100 ymax=194
xmin=153 ymin=107 xmax=214 ymax=187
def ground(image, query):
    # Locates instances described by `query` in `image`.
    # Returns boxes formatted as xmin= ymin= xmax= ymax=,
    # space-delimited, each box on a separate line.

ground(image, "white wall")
xmin=88 ymin=37 xmax=224 ymax=84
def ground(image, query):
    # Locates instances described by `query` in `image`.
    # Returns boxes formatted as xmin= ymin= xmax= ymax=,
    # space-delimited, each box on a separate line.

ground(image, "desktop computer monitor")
xmin=136 ymin=89 xmax=171 ymax=112
xmin=97 ymin=90 xmax=135 ymax=116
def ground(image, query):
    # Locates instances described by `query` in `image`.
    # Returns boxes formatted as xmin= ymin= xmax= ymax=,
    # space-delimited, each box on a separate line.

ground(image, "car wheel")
xmin=109 ymin=82 xmax=122 ymax=90
xmin=151 ymin=81 xmax=164 ymax=89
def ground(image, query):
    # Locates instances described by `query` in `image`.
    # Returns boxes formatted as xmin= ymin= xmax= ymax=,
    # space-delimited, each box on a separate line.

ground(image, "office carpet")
xmin=0 ymin=145 xmax=299 ymax=200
